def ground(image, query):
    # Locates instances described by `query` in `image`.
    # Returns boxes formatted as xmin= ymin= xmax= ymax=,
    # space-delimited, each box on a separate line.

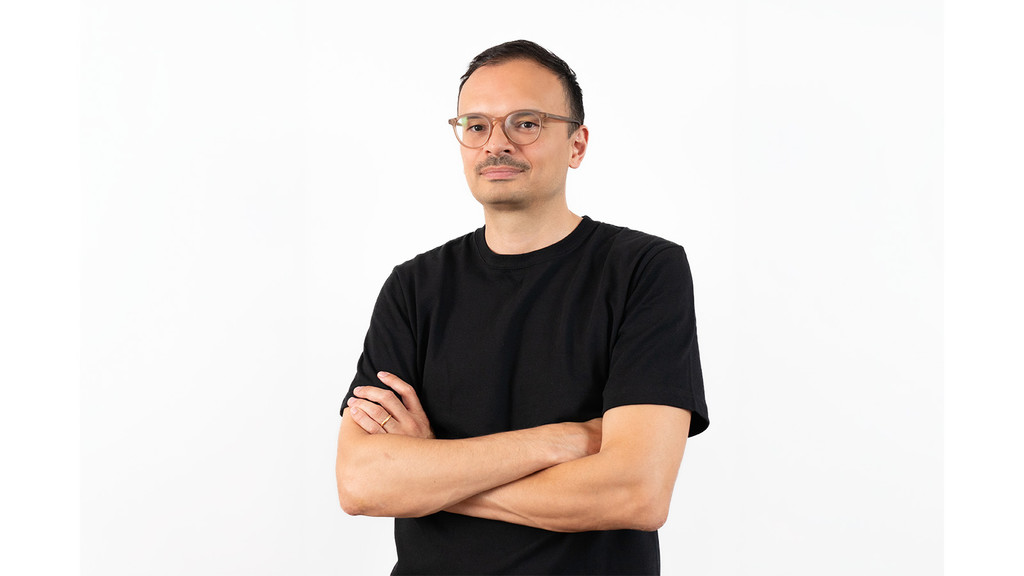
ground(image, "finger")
xmin=354 ymin=385 xmax=410 ymax=422
xmin=377 ymin=371 xmax=427 ymax=415
xmin=345 ymin=404 xmax=384 ymax=434
xmin=346 ymin=397 xmax=388 ymax=433
xmin=346 ymin=405 xmax=386 ymax=434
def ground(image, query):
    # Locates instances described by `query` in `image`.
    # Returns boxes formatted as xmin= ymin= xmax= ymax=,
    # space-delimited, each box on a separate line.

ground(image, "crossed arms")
xmin=335 ymin=371 xmax=691 ymax=533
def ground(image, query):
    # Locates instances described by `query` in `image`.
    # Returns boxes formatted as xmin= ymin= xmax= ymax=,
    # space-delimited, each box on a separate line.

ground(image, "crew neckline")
xmin=473 ymin=216 xmax=598 ymax=270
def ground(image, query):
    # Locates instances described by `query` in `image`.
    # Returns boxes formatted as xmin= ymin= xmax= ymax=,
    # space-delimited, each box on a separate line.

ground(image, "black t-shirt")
xmin=342 ymin=216 xmax=709 ymax=575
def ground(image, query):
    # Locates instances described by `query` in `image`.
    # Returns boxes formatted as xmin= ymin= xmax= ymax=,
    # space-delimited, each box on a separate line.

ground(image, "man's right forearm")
xmin=335 ymin=408 xmax=599 ymax=518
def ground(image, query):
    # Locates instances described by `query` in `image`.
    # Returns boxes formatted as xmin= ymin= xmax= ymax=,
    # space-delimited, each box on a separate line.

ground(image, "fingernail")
xmin=377 ymin=371 xmax=388 ymax=378
xmin=350 ymin=406 xmax=358 ymax=414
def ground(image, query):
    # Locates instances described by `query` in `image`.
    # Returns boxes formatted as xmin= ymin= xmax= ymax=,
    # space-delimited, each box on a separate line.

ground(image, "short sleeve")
xmin=340 ymin=268 xmax=420 ymax=414
xmin=603 ymin=246 xmax=710 ymax=436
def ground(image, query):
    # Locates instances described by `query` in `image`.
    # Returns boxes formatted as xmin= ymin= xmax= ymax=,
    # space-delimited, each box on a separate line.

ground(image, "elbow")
xmin=338 ymin=494 xmax=364 ymax=517
xmin=336 ymin=466 xmax=370 ymax=516
xmin=633 ymin=503 xmax=669 ymax=532
xmin=336 ymin=456 xmax=433 ymax=518
xmin=336 ymin=444 xmax=379 ymax=516
xmin=627 ymin=481 xmax=672 ymax=532
xmin=337 ymin=487 xmax=367 ymax=517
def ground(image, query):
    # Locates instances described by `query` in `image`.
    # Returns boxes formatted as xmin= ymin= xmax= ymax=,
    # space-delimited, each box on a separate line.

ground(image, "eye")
xmin=460 ymin=116 xmax=489 ymax=133
xmin=509 ymin=112 xmax=542 ymax=133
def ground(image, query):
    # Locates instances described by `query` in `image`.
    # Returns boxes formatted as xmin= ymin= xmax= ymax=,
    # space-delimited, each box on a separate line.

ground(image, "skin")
xmin=457 ymin=58 xmax=589 ymax=255
xmin=337 ymin=396 xmax=602 ymax=518
xmin=336 ymin=59 xmax=693 ymax=532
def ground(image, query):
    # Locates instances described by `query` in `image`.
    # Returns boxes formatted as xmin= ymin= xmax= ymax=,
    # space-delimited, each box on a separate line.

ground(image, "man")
xmin=336 ymin=40 xmax=709 ymax=575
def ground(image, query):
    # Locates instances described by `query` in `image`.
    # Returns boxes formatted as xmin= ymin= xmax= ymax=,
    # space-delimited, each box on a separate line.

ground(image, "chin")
xmin=475 ymin=196 xmax=530 ymax=211
xmin=470 ymin=185 xmax=529 ymax=207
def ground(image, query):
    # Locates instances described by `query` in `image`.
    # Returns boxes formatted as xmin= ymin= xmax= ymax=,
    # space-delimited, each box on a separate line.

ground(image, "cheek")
xmin=460 ymin=151 xmax=477 ymax=176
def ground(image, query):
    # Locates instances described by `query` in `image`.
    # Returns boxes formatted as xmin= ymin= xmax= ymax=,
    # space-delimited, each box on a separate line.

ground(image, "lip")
xmin=480 ymin=168 xmax=523 ymax=180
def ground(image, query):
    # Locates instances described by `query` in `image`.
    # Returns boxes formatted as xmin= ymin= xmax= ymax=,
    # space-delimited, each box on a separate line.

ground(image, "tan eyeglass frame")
xmin=447 ymin=109 xmax=581 ymax=148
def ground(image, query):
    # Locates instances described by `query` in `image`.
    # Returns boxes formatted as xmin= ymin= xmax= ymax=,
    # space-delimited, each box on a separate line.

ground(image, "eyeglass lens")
xmin=454 ymin=111 xmax=544 ymax=147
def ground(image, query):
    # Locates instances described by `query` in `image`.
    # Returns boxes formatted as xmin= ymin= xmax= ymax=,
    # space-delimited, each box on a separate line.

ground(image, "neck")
xmin=482 ymin=202 xmax=582 ymax=255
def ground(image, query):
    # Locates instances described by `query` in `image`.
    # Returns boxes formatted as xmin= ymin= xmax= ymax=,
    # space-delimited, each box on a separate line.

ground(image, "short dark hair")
xmin=458 ymin=40 xmax=584 ymax=131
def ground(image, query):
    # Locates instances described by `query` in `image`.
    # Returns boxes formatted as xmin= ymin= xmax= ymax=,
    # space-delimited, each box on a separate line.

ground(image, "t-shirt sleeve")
xmin=340 ymin=268 xmax=419 ymax=414
xmin=603 ymin=245 xmax=710 ymax=436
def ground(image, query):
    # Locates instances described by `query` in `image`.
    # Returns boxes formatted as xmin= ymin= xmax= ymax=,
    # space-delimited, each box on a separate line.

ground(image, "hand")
xmin=346 ymin=371 xmax=435 ymax=439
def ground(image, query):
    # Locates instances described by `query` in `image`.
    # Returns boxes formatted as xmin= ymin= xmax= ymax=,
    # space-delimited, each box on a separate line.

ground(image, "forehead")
xmin=458 ymin=59 xmax=568 ymax=116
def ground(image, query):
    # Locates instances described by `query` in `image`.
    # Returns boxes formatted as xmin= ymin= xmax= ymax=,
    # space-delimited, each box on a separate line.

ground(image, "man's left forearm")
xmin=446 ymin=451 xmax=665 ymax=532
xmin=447 ymin=405 xmax=691 ymax=533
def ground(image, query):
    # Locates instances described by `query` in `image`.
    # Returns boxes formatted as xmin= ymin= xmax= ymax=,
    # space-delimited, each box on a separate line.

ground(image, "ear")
xmin=568 ymin=125 xmax=589 ymax=169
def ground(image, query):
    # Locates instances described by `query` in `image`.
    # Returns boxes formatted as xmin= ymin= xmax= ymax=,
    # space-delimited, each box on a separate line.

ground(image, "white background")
xmin=3 ymin=0 xmax=1020 ymax=575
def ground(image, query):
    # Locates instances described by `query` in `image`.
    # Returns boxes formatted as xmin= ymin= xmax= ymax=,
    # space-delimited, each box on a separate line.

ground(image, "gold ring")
xmin=380 ymin=414 xmax=392 ymax=429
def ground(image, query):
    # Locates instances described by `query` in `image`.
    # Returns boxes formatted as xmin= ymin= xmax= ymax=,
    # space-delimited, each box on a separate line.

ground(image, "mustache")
xmin=476 ymin=156 xmax=530 ymax=173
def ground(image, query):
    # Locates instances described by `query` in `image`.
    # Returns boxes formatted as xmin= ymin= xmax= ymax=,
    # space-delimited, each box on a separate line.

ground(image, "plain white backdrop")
xmin=76 ymin=1 xmax=941 ymax=574
xmin=8 ymin=0 xmax=993 ymax=574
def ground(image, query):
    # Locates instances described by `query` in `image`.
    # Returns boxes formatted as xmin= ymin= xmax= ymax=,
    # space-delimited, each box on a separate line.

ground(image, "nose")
xmin=483 ymin=118 xmax=517 ymax=155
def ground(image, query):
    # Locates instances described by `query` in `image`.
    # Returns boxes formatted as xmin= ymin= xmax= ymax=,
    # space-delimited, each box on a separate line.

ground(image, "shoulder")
xmin=390 ymin=229 xmax=478 ymax=284
xmin=588 ymin=219 xmax=692 ymax=277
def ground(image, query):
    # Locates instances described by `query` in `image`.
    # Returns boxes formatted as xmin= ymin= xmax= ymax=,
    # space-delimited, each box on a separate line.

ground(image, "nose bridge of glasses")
xmin=486 ymin=114 xmax=515 ymax=147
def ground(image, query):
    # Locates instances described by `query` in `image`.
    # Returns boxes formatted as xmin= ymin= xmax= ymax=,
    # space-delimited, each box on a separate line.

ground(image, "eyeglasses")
xmin=447 ymin=109 xmax=581 ymax=148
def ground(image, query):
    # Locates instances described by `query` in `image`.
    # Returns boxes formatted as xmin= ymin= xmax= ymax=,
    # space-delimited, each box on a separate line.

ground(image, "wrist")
xmin=545 ymin=421 xmax=594 ymax=464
